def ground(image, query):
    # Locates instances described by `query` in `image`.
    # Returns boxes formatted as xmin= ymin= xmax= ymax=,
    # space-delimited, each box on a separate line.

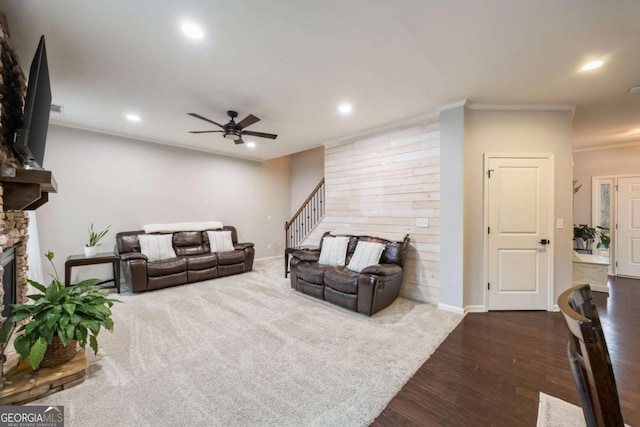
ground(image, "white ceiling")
xmin=3 ymin=0 xmax=640 ymax=161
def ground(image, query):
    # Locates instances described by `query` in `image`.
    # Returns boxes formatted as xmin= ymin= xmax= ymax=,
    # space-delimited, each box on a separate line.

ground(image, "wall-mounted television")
xmin=13 ymin=35 xmax=51 ymax=169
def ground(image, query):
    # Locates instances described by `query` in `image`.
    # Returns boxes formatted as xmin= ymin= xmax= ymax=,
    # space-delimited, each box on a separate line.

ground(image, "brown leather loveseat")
xmin=289 ymin=231 xmax=410 ymax=316
xmin=116 ymin=226 xmax=254 ymax=293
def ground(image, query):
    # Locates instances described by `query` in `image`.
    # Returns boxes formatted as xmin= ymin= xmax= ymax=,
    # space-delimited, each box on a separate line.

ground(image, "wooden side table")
xmin=65 ymin=252 xmax=121 ymax=293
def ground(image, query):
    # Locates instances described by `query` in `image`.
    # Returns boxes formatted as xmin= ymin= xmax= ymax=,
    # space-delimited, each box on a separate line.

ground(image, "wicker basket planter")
xmin=39 ymin=337 xmax=78 ymax=368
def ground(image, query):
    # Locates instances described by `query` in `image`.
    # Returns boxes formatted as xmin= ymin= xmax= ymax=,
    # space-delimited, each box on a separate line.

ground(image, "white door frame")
xmin=615 ymin=174 xmax=640 ymax=278
xmin=591 ymin=173 xmax=640 ymax=276
xmin=483 ymin=153 xmax=555 ymax=311
xmin=591 ymin=175 xmax=616 ymax=275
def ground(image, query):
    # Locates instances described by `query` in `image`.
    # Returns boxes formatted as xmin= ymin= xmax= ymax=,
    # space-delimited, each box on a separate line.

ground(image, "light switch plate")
xmin=557 ymin=219 xmax=564 ymax=229
xmin=416 ymin=218 xmax=429 ymax=228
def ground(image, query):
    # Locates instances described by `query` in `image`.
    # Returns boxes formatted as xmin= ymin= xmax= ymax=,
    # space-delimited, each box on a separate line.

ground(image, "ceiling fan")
xmin=188 ymin=110 xmax=278 ymax=144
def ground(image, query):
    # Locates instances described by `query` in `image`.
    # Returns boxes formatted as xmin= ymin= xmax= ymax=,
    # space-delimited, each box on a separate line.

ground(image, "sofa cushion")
xmin=347 ymin=241 xmax=385 ymax=273
xmin=117 ymin=232 xmax=141 ymax=253
xmin=186 ymin=253 xmax=218 ymax=270
xmin=147 ymin=257 xmax=187 ymax=277
xmin=207 ymin=230 xmax=235 ymax=253
xmin=324 ymin=267 xmax=360 ymax=294
xmin=139 ymin=234 xmax=177 ymax=261
xmin=318 ymin=236 xmax=349 ymax=266
xmin=298 ymin=278 xmax=325 ymax=299
xmin=380 ymin=240 xmax=405 ymax=265
xmin=297 ymin=262 xmax=329 ymax=285
xmin=217 ymin=250 xmax=245 ymax=266
xmin=174 ymin=231 xmax=208 ymax=256
xmin=324 ymin=286 xmax=358 ymax=311
xmin=188 ymin=268 xmax=217 ymax=283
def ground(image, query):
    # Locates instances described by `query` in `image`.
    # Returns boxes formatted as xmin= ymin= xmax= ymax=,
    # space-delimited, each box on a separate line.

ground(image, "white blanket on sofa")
xmin=143 ymin=221 xmax=223 ymax=233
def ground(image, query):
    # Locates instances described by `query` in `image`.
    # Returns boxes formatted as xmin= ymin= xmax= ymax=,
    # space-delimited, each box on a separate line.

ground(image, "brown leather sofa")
xmin=116 ymin=226 xmax=254 ymax=293
xmin=289 ymin=232 xmax=410 ymax=316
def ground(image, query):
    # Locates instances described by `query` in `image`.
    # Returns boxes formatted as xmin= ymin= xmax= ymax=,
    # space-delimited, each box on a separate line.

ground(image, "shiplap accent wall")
xmin=303 ymin=118 xmax=441 ymax=303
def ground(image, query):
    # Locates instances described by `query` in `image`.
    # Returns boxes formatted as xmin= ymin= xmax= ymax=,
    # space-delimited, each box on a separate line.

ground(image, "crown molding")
xmin=322 ymin=111 xmax=439 ymax=148
xmin=48 ymin=120 xmax=264 ymax=163
xmin=467 ymin=103 xmax=576 ymax=120
xmin=437 ymin=99 xmax=468 ymax=112
xmin=573 ymin=139 xmax=640 ymax=153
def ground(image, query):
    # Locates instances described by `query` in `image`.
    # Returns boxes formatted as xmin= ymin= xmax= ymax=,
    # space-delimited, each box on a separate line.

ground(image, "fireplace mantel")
xmin=0 ymin=169 xmax=57 ymax=211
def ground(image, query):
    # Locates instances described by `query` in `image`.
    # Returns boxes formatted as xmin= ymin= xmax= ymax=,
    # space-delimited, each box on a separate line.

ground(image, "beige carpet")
xmin=31 ymin=257 xmax=462 ymax=427
xmin=536 ymin=392 xmax=631 ymax=427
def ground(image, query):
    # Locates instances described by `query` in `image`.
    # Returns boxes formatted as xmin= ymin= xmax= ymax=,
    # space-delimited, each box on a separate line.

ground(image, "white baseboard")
xmin=437 ymin=303 xmax=465 ymax=315
xmin=438 ymin=304 xmax=487 ymax=314
xmin=550 ymin=304 xmax=560 ymax=312
xmin=589 ymin=284 xmax=609 ymax=294
xmin=464 ymin=305 xmax=486 ymax=314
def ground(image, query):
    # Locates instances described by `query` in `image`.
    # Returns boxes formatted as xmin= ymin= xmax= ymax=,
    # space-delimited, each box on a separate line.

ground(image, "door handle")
xmin=539 ymin=239 xmax=550 ymax=245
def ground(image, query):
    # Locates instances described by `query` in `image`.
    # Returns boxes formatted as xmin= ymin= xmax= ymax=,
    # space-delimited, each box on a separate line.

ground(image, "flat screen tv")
xmin=13 ymin=35 xmax=51 ymax=169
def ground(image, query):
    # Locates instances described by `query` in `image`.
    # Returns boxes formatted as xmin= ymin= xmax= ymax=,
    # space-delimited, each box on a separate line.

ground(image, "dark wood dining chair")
xmin=558 ymin=284 xmax=624 ymax=427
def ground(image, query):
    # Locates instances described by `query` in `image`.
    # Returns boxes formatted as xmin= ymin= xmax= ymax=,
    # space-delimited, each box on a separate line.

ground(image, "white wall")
xmin=464 ymin=109 xmax=574 ymax=308
xmin=572 ymin=144 xmax=640 ymax=225
xmin=37 ymin=125 xmax=290 ymax=283
xmin=289 ymin=146 xmax=324 ymax=216
xmin=439 ymin=105 xmax=465 ymax=311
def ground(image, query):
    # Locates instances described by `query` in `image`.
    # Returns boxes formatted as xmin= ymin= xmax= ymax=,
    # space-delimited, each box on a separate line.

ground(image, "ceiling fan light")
xmin=224 ymin=133 xmax=238 ymax=140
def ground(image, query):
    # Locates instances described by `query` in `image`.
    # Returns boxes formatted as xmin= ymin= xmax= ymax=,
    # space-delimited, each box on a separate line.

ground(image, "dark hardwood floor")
xmin=374 ymin=276 xmax=640 ymax=426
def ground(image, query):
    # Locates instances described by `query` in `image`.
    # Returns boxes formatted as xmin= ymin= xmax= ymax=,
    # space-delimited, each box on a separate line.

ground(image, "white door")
xmin=486 ymin=155 xmax=553 ymax=310
xmin=617 ymin=176 xmax=640 ymax=277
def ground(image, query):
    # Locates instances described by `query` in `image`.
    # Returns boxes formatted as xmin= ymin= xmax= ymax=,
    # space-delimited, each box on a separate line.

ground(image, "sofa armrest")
xmin=360 ymin=264 xmax=402 ymax=276
xmin=291 ymin=250 xmax=320 ymax=262
xmin=120 ymin=252 xmax=148 ymax=262
xmin=119 ymin=256 xmax=148 ymax=292
xmin=234 ymin=242 xmax=254 ymax=250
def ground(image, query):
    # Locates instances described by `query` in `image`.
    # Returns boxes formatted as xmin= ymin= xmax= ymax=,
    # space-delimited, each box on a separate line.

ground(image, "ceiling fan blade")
xmin=188 ymin=130 xmax=223 ymax=134
xmin=187 ymin=113 xmax=224 ymax=127
xmin=236 ymin=114 xmax=260 ymax=130
xmin=234 ymin=137 xmax=245 ymax=145
xmin=242 ymin=130 xmax=278 ymax=139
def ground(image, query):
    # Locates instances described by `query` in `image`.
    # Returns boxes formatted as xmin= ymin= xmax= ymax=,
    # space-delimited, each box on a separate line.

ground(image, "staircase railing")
xmin=285 ymin=178 xmax=325 ymax=249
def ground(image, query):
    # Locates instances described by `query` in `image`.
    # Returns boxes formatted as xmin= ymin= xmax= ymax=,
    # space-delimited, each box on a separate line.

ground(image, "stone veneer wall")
xmin=302 ymin=118 xmax=442 ymax=304
xmin=0 ymin=11 xmax=30 ymax=383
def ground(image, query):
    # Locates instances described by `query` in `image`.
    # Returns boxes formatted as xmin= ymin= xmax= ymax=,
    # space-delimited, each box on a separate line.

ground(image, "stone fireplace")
xmin=0 ymin=11 xmax=36 ymax=385
xmin=0 ymin=209 xmax=30 ymax=378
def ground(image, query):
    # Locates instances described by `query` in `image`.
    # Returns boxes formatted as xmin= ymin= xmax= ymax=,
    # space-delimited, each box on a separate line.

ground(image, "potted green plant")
xmin=596 ymin=225 xmax=610 ymax=250
xmin=573 ymin=224 xmax=610 ymax=252
xmin=0 ymin=251 xmax=119 ymax=370
xmin=573 ymin=224 xmax=596 ymax=251
xmin=85 ymin=223 xmax=110 ymax=257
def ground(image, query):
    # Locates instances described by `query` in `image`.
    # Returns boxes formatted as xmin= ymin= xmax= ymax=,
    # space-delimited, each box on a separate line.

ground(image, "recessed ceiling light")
xmin=126 ymin=113 xmax=141 ymax=122
xmin=246 ymin=141 xmax=256 ymax=148
xmin=338 ymin=103 xmax=353 ymax=114
xmin=180 ymin=22 xmax=204 ymax=39
xmin=581 ymin=60 xmax=604 ymax=71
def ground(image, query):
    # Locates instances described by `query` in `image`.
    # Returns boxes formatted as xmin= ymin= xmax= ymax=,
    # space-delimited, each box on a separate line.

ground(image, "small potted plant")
xmin=0 ymin=251 xmax=119 ymax=369
xmin=573 ymin=224 xmax=597 ymax=251
xmin=85 ymin=223 xmax=110 ymax=257
xmin=573 ymin=224 xmax=611 ymax=253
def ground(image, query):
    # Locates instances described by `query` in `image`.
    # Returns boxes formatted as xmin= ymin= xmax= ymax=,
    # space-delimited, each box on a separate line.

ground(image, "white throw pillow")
xmin=318 ymin=236 xmax=349 ymax=267
xmin=347 ymin=241 xmax=386 ymax=273
xmin=207 ymin=230 xmax=235 ymax=253
xmin=138 ymin=234 xmax=177 ymax=262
